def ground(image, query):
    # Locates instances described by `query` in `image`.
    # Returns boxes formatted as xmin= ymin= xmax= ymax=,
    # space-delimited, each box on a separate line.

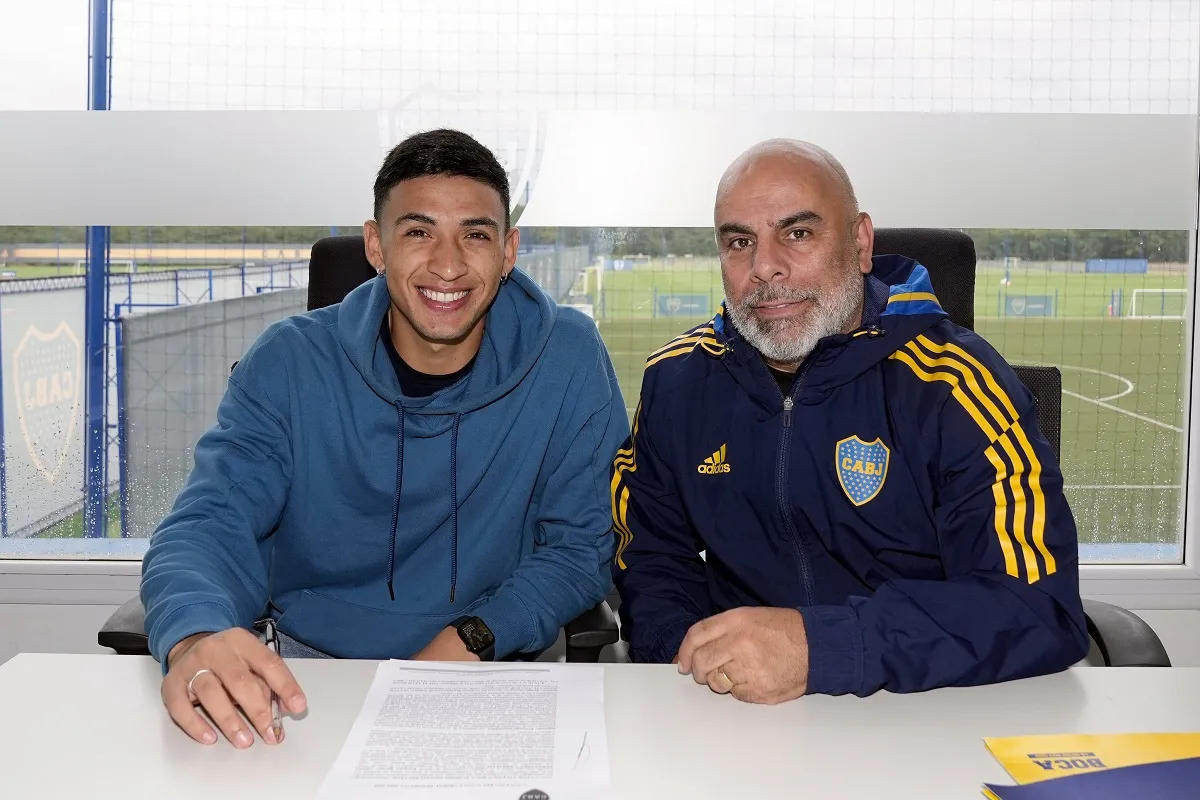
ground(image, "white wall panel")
xmin=1 ymin=110 xmax=1196 ymax=229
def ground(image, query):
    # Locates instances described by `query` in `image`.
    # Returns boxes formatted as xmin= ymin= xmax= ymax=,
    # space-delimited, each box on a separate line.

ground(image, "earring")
xmin=499 ymin=271 xmax=509 ymax=285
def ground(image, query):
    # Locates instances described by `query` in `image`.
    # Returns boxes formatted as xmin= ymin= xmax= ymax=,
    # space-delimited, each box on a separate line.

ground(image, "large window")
xmin=0 ymin=1 xmax=1197 ymax=586
xmin=570 ymin=226 xmax=1193 ymax=564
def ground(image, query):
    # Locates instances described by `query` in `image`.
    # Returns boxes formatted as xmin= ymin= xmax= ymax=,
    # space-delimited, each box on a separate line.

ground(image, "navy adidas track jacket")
xmin=611 ymin=255 xmax=1088 ymax=696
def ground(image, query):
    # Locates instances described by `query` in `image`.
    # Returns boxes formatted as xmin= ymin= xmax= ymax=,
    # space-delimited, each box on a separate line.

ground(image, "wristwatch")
xmin=451 ymin=616 xmax=495 ymax=661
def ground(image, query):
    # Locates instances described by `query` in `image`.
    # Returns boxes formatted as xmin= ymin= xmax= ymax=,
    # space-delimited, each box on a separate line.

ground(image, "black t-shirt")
xmin=380 ymin=318 xmax=475 ymax=398
xmin=768 ymin=365 xmax=796 ymax=397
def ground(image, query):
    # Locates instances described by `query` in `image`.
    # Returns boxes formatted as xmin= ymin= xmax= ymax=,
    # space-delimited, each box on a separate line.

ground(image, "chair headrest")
xmin=306 ymin=229 xmax=979 ymax=328
xmin=307 ymin=235 xmax=376 ymax=311
xmin=873 ymin=228 xmax=976 ymax=331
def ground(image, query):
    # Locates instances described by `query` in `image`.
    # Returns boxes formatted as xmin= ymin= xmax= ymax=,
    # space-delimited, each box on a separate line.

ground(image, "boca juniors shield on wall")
xmin=12 ymin=322 xmax=82 ymax=483
xmin=376 ymin=85 xmax=544 ymax=216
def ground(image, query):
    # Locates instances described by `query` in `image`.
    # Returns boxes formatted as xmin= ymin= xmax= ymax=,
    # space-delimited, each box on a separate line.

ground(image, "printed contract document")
xmin=318 ymin=661 xmax=611 ymax=799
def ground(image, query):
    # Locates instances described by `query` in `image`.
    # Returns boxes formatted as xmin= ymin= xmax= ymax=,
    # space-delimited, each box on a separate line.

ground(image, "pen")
xmin=257 ymin=618 xmax=283 ymax=742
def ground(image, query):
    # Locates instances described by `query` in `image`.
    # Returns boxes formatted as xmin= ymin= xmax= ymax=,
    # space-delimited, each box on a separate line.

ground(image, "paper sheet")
xmin=318 ymin=661 xmax=611 ymax=799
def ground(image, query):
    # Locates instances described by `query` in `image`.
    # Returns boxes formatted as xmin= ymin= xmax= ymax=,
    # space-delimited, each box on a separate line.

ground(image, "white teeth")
xmin=420 ymin=288 xmax=468 ymax=303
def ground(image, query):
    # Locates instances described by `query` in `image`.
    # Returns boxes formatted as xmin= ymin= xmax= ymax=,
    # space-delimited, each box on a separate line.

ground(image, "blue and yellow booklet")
xmin=982 ymin=732 xmax=1200 ymax=798
xmin=983 ymin=757 xmax=1200 ymax=799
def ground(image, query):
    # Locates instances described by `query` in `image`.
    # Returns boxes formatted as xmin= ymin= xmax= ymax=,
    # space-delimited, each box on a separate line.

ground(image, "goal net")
xmin=1128 ymin=289 xmax=1188 ymax=320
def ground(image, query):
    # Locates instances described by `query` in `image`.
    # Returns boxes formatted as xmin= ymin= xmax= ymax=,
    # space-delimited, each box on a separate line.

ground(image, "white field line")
xmin=1066 ymin=484 xmax=1181 ymax=490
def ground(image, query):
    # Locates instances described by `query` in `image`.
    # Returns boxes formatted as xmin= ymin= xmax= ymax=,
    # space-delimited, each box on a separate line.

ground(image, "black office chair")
xmin=99 ymin=235 xmax=619 ymax=664
xmin=874 ymin=228 xmax=1170 ymax=667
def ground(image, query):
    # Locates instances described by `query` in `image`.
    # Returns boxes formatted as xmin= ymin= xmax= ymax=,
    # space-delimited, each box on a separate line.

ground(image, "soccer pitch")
xmin=594 ymin=261 xmax=1191 ymax=552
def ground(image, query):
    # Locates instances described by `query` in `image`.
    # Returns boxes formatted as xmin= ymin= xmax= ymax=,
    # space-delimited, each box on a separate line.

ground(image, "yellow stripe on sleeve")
xmin=611 ymin=402 xmax=642 ymax=570
xmin=646 ymin=327 xmax=716 ymax=359
xmin=1012 ymin=422 xmax=1054 ymax=575
xmin=890 ymin=348 xmax=1022 ymax=579
xmin=645 ymin=340 xmax=716 ymax=368
xmin=615 ymin=487 xmax=633 ymax=568
xmin=910 ymin=338 xmax=1010 ymax=435
xmin=928 ymin=338 xmax=1020 ymax=420
xmin=893 ymin=347 xmax=997 ymax=440
xmin=909 ymin=338 xmax=1041 ymax=579
xmin=609 ymin=468 xmax=632 ymax=563
xmin=983 ymin=445 xmax=1021 ymax=578
xmin=996 ymin=432 xmax=1039 ymax=583
xmin=917 ymin=336 xmax=1055 ymax=578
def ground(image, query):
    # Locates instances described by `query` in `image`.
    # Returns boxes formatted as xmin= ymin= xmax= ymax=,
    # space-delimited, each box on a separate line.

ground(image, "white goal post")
xmin=569 ymin=264 xmax=602 ymax=296
xmin=1128 ymin=288 xmax=1187 ymax=320
xmin=565 ymin=264 xmax=603 ymax=322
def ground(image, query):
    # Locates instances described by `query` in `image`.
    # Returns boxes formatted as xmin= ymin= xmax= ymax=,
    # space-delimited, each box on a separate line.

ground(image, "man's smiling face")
xmin=368 ymin=173 xmax=517 ymax=359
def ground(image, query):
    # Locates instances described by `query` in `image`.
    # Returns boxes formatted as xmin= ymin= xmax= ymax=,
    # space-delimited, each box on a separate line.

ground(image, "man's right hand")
xmin=161 ymin=628 xmax=307 ymax=748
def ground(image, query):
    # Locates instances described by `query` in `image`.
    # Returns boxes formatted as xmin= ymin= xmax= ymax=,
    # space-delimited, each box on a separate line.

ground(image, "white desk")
xmin=1 ymin=654 xmax=1197 ymax=799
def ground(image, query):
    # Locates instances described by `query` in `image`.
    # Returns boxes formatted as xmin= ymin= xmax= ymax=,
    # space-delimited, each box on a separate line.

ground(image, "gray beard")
xmin=725 ymin=267 xmax=864 ymax=367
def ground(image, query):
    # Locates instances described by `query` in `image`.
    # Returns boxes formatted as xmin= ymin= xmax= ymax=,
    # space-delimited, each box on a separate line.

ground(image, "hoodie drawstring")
xmin=388 ymin=406 xmax=461 ymax=604
xmin=449 ymin=413 xmax=461 ymax=604
xmin=387 ymin=404 xmax=405 ymax=601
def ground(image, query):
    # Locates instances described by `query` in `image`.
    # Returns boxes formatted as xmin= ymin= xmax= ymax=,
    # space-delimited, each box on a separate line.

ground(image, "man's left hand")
xmin=676 ymin=607 xmax=809 ymax=704
xmin=411 ymin=627 xmax=480 ymax=662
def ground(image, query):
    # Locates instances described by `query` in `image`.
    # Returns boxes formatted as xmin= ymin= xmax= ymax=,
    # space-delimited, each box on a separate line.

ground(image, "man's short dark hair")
xmin=373 ymin=129 xmax=511 ymax=227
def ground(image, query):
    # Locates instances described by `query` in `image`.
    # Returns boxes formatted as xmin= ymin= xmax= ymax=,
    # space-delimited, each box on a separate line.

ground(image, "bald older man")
xmin=611 ymin=140 xmax=1087 ymax=701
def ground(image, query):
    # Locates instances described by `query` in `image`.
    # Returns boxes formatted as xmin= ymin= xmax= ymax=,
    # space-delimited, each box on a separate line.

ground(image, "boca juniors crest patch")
xmin=836 ymin=435 xmax=890 ymax=506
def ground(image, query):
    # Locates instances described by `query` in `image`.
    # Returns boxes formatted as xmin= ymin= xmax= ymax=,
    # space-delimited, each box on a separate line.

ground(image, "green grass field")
xmin=33 ymin=501 xmax=122 ymax=539
xmin=593 ymin=261 xmax=1190 ymax=551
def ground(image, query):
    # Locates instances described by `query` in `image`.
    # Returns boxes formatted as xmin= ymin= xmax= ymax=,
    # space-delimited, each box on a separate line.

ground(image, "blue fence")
xmin=998 ymin=292 xmax=1058 ymax=317
xmin=1085 ymin=258 xmax=1148 ymax=274
xmin=1001 ymin=293 xmax=1057 ymax=317
xmin=653 ymin=291 xmax=712 ymax=318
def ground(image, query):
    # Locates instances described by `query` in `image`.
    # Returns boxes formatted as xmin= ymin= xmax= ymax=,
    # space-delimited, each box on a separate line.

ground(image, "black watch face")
xmin=459 ymin=617 xmax=494 ymax=652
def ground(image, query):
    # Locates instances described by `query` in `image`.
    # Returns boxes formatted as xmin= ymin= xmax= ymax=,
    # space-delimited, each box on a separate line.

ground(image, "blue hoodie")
xmin=141 ymin=268 xmax=629 ymax=664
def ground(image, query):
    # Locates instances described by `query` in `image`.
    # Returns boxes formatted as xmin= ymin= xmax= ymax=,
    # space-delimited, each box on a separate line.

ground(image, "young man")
xmin=612 ymin=139 xmax=1088 ymax=701
xmin=142 ymin=129 xmax=628 ymax=746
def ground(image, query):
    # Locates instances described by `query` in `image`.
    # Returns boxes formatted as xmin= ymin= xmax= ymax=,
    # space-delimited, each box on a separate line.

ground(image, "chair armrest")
xmin=1082 ymin=599 xmax=1171 ymax=667
xmin=97 ymin=596 xmax=151 ymax=656
xmin=564 ymin=601 xmax=619 ymax=650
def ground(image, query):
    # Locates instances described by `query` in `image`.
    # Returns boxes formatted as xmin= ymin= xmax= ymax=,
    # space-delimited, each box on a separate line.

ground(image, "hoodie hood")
xmin=337 ymin=268 xmax=557 ymax=418
xmin=716 ymin=254 xmax=949 ymax=407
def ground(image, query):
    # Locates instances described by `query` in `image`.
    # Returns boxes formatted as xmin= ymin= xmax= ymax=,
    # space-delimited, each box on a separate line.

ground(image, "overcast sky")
xmin=2 ymin=0 xmax=1197 ymax=113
